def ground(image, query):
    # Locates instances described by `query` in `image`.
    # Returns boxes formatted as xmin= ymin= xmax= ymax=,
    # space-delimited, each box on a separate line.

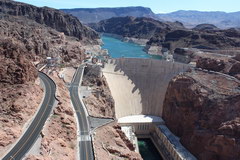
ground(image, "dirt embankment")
xmin=26 ymin=70 xmax=77 ymax=160
xmin=93 ymin=123 xmax=142 ymax=160
xmin=82 ymin=66 xmax=115 ymax=118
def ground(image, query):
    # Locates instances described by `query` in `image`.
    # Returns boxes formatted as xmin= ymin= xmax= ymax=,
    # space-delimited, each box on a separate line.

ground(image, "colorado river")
xmin=138 ymin=139 xmax=163 ymax=160
xmin=102 ymin=35 xmax=161 ymax=59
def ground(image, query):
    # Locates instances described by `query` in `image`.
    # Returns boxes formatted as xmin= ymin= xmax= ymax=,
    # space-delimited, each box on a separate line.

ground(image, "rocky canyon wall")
xmin=162 ymin=69 xmax=240 ymax=160
xmin=0 ymin=0 xmax=99 ymax=43
xmin=0 ymin=39 xmax=43 ymax=155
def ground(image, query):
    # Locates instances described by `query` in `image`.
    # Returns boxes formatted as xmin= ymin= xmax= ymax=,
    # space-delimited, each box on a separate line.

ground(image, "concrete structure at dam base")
xmin=118 ymin=115 xmax=196 ymax=160
xmin=102 ymin=58 xmax=196 ymax=160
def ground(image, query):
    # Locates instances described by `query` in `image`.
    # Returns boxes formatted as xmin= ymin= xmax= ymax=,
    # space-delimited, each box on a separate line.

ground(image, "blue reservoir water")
xmin=101 ymin=35 xmax=161 ymax=59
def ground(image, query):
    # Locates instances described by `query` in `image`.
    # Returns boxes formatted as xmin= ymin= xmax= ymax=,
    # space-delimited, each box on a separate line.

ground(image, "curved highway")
xmin=69 ymin=65 xmax=94 ymax=160
xmin=3 ymin=72 xmax=56 ymax=160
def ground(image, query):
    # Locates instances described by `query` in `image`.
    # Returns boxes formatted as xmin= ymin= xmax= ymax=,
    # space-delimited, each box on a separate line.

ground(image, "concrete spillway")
xmin=102 ymin=58 xmax=190 ymax=119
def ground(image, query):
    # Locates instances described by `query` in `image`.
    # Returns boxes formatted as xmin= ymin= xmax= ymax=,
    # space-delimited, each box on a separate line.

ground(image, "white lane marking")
xmin=79 ymin=135 xmax=91 ymax=141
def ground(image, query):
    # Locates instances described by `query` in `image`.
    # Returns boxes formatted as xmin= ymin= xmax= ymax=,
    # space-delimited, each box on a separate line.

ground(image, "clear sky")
xmin=14 ymin=0 xmax=240 ymax=13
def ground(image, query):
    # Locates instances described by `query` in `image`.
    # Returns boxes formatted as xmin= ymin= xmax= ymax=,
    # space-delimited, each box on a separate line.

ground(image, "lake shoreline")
xmin=101 ymin=35 xmax=162 ymax=59
xmin=101 ymin=33 xmax=149 ymax=46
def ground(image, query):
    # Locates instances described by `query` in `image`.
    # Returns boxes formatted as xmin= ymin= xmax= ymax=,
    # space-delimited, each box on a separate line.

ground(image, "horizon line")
xmin=60 ymin=6 xmax=240 ymax=14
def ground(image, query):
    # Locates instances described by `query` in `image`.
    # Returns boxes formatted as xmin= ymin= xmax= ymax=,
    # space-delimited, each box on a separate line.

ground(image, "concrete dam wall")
xmin=102 ymin=58 xmax=190 ymax=119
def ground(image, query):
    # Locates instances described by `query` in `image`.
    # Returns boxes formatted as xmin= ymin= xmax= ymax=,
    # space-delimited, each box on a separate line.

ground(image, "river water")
xmin=101 ymin=35 xmax=161 ymax=59
xmin=138 ymin=139 xmax=163 ymax=160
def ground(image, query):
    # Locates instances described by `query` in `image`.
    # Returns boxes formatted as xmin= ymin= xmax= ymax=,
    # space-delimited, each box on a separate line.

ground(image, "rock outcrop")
xmin=0 ymin=0 xmax=99 ymax=43
xmin=193 ymin=24 xmax=219 ymax=31
xmin=173 ymin=48 xmax=196 ymax=63
xmin=196 ymin=57 xmax=226 ymax=72
xmin=196 ymin=54 xmax=240 ymax=80
xmin=0 ymin=39 xmax=37 ymax=84
xmin=162 ymin=69 xmax=240 ymax=160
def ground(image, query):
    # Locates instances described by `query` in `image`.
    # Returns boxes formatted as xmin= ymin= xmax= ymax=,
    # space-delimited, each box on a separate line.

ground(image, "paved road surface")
xmin=69 ymin=65 xmax=94 ymax=160
xmin=3 ymin=72 xmax=56 ymax=160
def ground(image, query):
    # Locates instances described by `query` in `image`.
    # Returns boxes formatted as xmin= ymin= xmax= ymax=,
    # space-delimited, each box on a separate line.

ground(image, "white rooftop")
xmin=121 ymin=126 xmax=134 ymax=141
xmin=118 ymin=115 xmax=164 ymax=124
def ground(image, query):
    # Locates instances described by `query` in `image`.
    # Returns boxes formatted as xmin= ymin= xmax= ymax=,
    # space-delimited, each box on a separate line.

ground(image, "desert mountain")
xmin=61 ymin=6 xmax=156 ymax=24
xmin=61 ymin=7 xmax=240 ymax=29
xmin=90 ymin=16 xmax=184 ymax=40
xmin=157 ymin=10 xmax=240 ymax=29
xmin=90 ymin=16 xmax=240 ymax=54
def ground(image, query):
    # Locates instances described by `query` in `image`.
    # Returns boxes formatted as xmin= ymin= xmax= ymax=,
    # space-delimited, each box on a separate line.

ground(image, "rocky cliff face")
xmin=0 ymin=39 xmax=37 ymax=84
xmin=90 ymin=16 xmax=184 ymax=47
xmin=0 ymin=14 xmax=87 ymax=66
xmin=0 ymin=39 xmax=43 ymax=155
xmin=0 ymin=0 xmax=99 ymax=43
xmin=162 ymin=69 xmax=240 ymax=160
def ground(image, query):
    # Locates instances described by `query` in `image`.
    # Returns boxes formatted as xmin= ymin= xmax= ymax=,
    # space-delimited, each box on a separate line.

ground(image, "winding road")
xmin=2 ymin=72 xmax=56 ymax=160
xmin=69 ymin=65 xmax=94 ymax=160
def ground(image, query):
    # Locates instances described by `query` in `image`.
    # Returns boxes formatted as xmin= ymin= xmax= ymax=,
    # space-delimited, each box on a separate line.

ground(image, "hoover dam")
xmin=102 ymin=58 xmax=197 ymax=160
xmin=102 ymin=58 xmax=190 ymax=118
